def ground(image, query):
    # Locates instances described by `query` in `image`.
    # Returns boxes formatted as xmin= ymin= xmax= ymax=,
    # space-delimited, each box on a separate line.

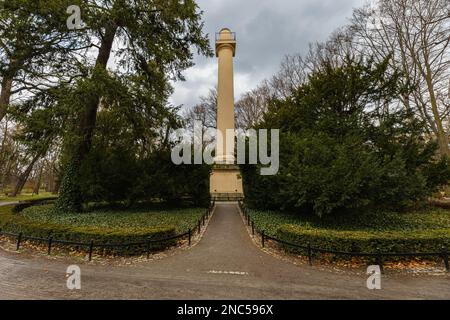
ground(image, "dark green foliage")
xmin=276 ymin=224 xmax=450 ymax=255
xmin=55 ymin=157 xmax=83 ymax=212
xmin=248 ymin=208 xmax=450 ymax=254
xmin=53 ymin=0 xmax=212 ymax=212
xmin=12 ymin=198 xmax=56 ymax=214
xmin=22 ymin=204 xmax=204 ymax=234
xmin=248 ymin=207 xmax=450 ymax=234
xmin=77 ymin=147 xmax=211 ymax=207
xmin=0 ymin=204 xmax=177 ymax=255
xmin=242 ymin=58 xmax=450 ymax=216
xmin=62 ymin=107 xmax=212 ymax=207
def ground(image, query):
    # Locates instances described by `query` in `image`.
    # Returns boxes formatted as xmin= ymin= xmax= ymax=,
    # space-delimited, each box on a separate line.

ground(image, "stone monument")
xmin=210 ymin=28 xmax=244 ymax=201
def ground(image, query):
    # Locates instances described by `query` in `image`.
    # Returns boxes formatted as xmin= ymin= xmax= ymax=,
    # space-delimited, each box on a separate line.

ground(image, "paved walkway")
xmin=0 ymin=201 xmax=19 ymax=207
xmin=0 ymin=203 xmax=448 ymax=299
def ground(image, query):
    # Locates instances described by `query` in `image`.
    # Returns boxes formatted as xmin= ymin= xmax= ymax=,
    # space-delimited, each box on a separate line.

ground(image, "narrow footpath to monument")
xmin=0 ymin=203 xmax=449 ymax=299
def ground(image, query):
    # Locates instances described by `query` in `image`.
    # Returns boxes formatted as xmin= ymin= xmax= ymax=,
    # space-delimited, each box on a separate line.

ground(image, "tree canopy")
xmin=242 ymin=57 xmax=450 ymax=216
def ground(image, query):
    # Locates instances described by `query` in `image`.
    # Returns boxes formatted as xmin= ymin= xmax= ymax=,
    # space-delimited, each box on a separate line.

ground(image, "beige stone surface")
xmin=215 ymin=28 xmax=236 ymax=164
xmin=210 ymin=166 xmax=243 ymax=194
xmin=210 ymin=28 xmax=243 ymax=198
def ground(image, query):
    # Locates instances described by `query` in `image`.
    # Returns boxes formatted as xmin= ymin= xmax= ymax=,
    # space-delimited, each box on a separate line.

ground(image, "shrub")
xmin=246 ymin=206 xmax=450 ymax=258
xmin=12 ymin=197 xmax=57 ymax=214
xmin=0 ymin=205 xmax=177 ymax=255
xmin=276 ymin=224 xmax=450 ymax=255
xmin=57 ymin=107 xmax=212 ymax=211
xmin=242 ymin=58 xmax=450 ymax=216
xmin=22 ymin=204 xmax=204 ymax=233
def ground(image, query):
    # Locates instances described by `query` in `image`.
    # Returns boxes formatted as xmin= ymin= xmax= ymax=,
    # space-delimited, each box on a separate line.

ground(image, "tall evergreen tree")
xmin=55 ymin=0 xmax=211 ymax=212
xmin=0 ymin=0 xmax=90 ymax=196
xmin=243 ymin=57 xmax=450 ymax=216
xmin=0 ymin=0 xmax=87 ymax=121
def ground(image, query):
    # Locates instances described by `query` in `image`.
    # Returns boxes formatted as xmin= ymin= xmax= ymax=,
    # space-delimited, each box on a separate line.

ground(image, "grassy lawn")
xmin=0 ymin=192 xmax=57 ymax=203
xmin=0 ymin=202 xmax=207 ymax=253
xmin=246 ymin=206 xmax=450 ymax=254
xmin=21 ymin=204 xmax=205 ymax=233
xmin=248 ymin=207 xmax=450 ymax=235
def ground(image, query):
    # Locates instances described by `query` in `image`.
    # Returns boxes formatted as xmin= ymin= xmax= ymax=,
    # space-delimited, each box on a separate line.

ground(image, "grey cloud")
xmin=170 ymin=0 xmax=366 ymax=109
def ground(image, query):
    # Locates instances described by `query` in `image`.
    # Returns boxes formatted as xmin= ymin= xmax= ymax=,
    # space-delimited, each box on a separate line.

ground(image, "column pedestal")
xmin=210 ymin=165 xmax=243 ymax=201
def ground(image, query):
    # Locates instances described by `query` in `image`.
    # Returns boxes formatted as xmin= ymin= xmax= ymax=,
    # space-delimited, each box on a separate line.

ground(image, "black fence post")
xmin=247 ymin=214 xmax=250 ymax=226
xmin=188 ymin=229 xmax=192 ymax=246
xmin=88 ymin=240 xmax=94 ymax=261
xmin=47 ymin=236 xmax=53 ymax=255
xmin=251 ymin=221 xmax=255 ymax=236
xmin=308 ymin=242 xmax=313 ymax=266
xmin=198 ymin=220 xmax=201 ymax=234
xmin=262 ymin=231 xmax=265 ymax=248
xmin=442 ymin=247 xmax=449 ymax=272
xmin=202 ymin=214 xmax=205 ymax=226
xmin=376 ymin=247 xmax=384 ymax=274
xmin=16 ymin=232 xmax=23 ymax=251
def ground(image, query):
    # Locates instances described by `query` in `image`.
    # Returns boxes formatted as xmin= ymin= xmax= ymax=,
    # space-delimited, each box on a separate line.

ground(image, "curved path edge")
xmin=0 ymin=203 xmax=448 ymax=299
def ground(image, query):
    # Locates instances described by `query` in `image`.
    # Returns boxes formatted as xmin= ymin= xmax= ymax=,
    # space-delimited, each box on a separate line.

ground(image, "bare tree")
xmin=236 ymin=84 xmax=272 ymax=130
xmin=31 ymin=161 xmax=44 ymax=195
xmin=0 ymin=117 xmax=22 ymax=194
xmin=10 ymin=145 xmax=49 ymax=197
xmin=267 ymin=54 xmax=309 ymax=99
xmin=350 ymin=0 xmax=450 ymax=154
xmin=184 ymin=87 xmax=217 ymax=135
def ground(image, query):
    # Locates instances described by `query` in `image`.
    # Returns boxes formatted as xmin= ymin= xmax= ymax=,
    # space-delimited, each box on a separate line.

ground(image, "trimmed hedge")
xmin=12 ymin=197 xmax=58 ymax=214
xmin=0 ymin=204 xmax=177 ymax=255
xmin=246 ymin=206 xmax=450 ymax=257
xmin=429 ymin=199 xmax=450 ymax=210
xmin=276 ymin=224 xmax=450 ymax=255
xmin=22 ymin=204 xmax=204 ymax=233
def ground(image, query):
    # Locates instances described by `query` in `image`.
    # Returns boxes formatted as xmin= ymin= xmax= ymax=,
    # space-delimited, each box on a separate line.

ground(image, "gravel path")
xmin=0 ymin=203 xmax=448 ymax=299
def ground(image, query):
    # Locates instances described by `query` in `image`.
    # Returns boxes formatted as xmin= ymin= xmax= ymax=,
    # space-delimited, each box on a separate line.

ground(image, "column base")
xmin=214 ymin=155 xmax=236 ymax=165
xmin=210 ymin=164 xmax=244 ymax=201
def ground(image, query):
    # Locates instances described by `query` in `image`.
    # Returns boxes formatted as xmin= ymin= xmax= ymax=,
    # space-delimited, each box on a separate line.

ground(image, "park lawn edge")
xmin=276 ymin=224 xmax=450 ymax=254
xmin=246 ymin=208 xmax=450 ymax=255
xmin=0 ymin=204 xmax=177 ymax=255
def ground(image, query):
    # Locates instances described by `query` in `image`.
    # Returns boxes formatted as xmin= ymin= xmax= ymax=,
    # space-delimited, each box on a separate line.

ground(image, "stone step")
xmin=211 ymin=193 xmax=244 ymax=202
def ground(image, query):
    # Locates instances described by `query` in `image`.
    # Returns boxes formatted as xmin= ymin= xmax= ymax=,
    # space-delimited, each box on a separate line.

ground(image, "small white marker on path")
xmin=207 ymin=270 xmax=249 ymax=276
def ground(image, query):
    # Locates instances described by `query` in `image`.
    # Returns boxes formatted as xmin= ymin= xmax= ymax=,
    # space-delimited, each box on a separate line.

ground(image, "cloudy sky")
xmin=169 ymin=0 xmax=366 ymax=110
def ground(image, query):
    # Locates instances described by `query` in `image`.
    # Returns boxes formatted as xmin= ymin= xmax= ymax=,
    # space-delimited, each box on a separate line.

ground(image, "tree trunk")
xmin=10 ymin=153 xmax=41 ymax=197
xmin=52 ymin=176 xmax=61 ymax=195
xmin=0 ymin=118 xmax=9 ymax=192
xmin=0 ymin=77 xmax=13 ymax=122
xmin=33 ymin=165 xmax=44 ymax=195
xmin=56 ymin=25 xmax=118 ymax=212
xmin=424 ymin=62 xmax=449 ymax=156
xmin=0 ymin=57 xmax=20 ymax=123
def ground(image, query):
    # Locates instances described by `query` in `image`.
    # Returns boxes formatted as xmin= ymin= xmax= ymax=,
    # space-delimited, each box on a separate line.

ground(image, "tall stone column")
xmin=215 ymin=28 xmax=236 ymax=164
xmin=210 ymin=28 xmax=244 ymax=201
